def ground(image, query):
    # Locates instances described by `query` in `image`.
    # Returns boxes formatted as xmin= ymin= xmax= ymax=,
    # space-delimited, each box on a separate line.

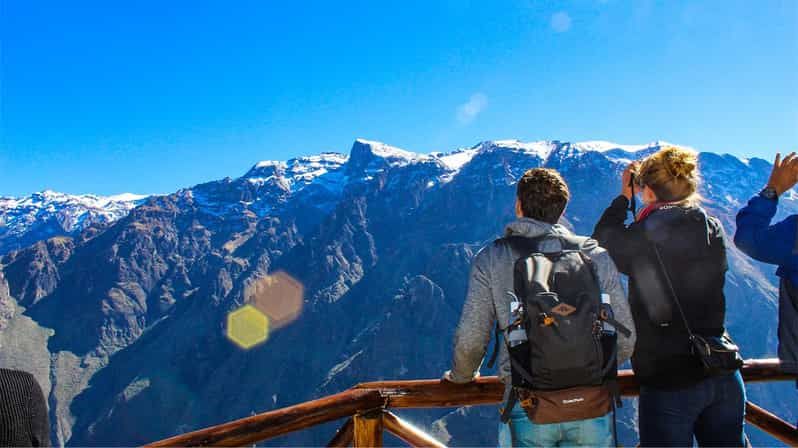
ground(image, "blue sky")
xmin=1 ymin=0 xmax=796 ymax=196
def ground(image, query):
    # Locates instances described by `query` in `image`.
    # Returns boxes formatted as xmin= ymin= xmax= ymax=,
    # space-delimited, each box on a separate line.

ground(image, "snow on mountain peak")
xmin=1 ymin=191 xmax=148 ymax=213
xmin=254 ymin=160 xmax=288 ymax=169
xmin=435 ymin=148 xmax=480 ymax=170
xmin=483 ymin=140 xmax=556 ymax=159
xmin=284 ymin=153 xmax=348 ymax=188
xmin=0 ymin=191 xmax=149 ymax=254
xmin=246 ymin=152 xmax=348 ymax=193
xmin=572 ymin=140 xmax=654 ymax=153
xmin=353 ymin=138 xmax=420 ymax=162
xmin=105 ymin=193 xmax=150 ymax=203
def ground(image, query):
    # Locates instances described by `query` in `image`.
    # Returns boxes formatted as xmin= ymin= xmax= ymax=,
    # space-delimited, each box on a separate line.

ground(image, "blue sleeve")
xmin=734 ymin=195 xmax=796 ymax=266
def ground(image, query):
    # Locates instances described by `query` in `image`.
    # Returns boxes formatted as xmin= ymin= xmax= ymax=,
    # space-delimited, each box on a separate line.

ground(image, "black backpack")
xmin=489 ymin=235 xmax=629 ymax=423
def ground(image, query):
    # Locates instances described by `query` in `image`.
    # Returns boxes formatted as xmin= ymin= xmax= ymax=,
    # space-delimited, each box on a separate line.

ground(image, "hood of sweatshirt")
xmin=505 ymin=217 xmax=572 ymax=239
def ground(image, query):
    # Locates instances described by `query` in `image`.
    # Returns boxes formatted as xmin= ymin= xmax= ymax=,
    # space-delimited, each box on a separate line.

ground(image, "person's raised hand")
xmin=622 ymin=162 xmax=640 ymax=200
xmin=767 ymin=152 xmax=798 ymax=196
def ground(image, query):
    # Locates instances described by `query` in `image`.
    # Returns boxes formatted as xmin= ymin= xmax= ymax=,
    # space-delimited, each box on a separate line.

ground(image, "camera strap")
xmin=628 ymin=173 xmax=637 ymax=216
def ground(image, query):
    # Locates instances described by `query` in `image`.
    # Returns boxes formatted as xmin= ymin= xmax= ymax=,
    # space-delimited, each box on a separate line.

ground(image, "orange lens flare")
xmin=244 ymin=271 xmax=304 ymax=330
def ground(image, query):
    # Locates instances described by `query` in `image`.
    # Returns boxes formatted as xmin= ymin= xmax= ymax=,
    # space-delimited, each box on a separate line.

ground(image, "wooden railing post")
xmin=327 ymin=418 xmax=354 ymax=447
xmin=353 ymin=410 xmax=383 ymax=448
xmin=383 ymin=411 xmax=446 ymax=448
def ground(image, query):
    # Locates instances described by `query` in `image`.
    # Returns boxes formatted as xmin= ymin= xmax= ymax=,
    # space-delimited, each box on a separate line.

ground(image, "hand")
xmin=767 ymin=152 xmax=798 ymax=196
xmin=621 ymin=162 xmax=640 ymax=200
xmin=441 ymin=370 xmax=479 ymax=383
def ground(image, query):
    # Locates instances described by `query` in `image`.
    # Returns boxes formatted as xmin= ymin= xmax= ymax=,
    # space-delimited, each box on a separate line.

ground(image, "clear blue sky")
xmin=1 ymin=0 xmax=796 ymax=197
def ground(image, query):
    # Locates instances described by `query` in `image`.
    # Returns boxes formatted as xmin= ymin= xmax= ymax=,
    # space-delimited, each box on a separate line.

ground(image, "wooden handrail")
xmin=354 ymin=376 xmax=505 ymax=408
xmin=354 ymin=358 xmax=791 ymax=408
xmin=735 ymin=358 xmax=795 ymax=383
xmin=745 ymin=401 xmax=798 ymax=446
xmin=147 ymin=358 xmax=795 ymax=447
xmin=146 ymin=389 xmax=383 ymax=447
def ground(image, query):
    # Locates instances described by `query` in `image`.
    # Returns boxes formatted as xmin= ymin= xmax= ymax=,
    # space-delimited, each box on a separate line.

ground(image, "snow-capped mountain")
xmin=0 ymin=138 xmax=794 ymax=447
xmin=0 ymin=191 xmax=149 ymax=255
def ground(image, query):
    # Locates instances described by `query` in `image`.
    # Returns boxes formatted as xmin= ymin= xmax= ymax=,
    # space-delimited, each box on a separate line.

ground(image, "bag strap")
xmin=499 ymin=388 xmax=518 ymax=424
xmin=487 ymin=325 xmax=501 ymax=369
xmin=611 ymin=398 xmax=619 ymax=446
xmin=599 ymin=340 xmax=620 ymax=379
xmin=649 ymin=241 xmax=696 ymax=339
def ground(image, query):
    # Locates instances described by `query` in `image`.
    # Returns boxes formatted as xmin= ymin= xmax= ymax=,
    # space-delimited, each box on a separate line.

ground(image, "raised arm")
xmin=734 ymin=195 xmax=796 ymax=266
xmin=734 ymin=152 xmax=798 ymax=266
xmin=592 ymin=164 xmax=647 ymax=274
xmin=592 ymin=195 xmax=642 ymax=275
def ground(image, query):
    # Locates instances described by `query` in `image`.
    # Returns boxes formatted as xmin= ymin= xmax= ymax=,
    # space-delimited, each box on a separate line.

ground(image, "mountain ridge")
xmin=0 ymin=138 xmax=794 ymax=447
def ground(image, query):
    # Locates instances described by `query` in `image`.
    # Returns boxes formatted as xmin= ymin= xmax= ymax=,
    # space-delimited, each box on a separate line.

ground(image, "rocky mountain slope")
xmin=0 ymin=138 xmax=794 ymax=446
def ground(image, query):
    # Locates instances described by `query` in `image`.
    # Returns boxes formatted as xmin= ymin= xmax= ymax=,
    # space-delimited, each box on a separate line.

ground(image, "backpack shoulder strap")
xmin=557 ymin=234 xmax=595 ymax=252
xmin=557 ymin=234 xmax=600 ymax=279
xmin=485 ymin=235 xmax=543 ymax=370
xmin=486 ymin=324 xmax=501 ymax=369
xmin=494 ymin=235 xmax=545 ymax=256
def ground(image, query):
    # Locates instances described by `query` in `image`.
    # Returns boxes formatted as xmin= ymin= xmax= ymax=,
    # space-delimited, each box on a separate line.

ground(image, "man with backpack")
xmin=443 ymin=168 xmax=635 ymax=447
xmin=734 ymin=152 xmax=798 ymax=388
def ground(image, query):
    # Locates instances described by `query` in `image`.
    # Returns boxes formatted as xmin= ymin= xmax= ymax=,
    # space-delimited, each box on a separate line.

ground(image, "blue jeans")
xmin=638 ymin=371 xmax=747 ymax=447
xmin=498 ymin=402 xmax=614 ymax=447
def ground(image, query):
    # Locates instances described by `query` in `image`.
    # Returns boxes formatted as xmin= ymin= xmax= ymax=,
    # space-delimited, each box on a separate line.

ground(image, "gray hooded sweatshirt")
xmin=448 ymin=218 xmax=636 ymax=384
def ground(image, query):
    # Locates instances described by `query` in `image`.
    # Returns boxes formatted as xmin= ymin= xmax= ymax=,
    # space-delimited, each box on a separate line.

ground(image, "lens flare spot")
xmin=226 ymin=304 xmax=269 ymax=349
xmin=245 ymin=271 xmax=304 ymax=330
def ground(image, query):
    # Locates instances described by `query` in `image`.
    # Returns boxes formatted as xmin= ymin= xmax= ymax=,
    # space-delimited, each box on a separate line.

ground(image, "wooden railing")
xmin=146 ymin=358 xmax=797 ymax=447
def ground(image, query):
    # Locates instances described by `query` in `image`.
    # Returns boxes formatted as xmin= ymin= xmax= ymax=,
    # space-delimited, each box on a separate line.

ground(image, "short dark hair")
xmin=516 ymin=168 xmax=570 ymax=224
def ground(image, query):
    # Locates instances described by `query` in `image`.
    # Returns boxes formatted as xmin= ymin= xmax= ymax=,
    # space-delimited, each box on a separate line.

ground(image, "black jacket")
xmin=593 ymin=196 xmax=728 ymax=388
xmin=0 ymin=368 xmax=50 ymax=447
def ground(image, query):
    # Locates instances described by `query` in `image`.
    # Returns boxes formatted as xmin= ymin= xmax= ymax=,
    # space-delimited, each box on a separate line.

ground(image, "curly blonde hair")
xmin=637 ymin=146 xmax=700 ymax=203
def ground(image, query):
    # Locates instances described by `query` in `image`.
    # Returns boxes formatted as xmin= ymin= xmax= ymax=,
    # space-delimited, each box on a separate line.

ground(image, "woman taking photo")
xmin=592 ymin=146 xmax=746 ymax=447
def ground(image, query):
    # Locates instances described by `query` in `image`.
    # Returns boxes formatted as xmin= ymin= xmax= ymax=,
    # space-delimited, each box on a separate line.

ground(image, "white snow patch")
xmin=724 ymin=194 xmax=741 ymax=207
xmin=245 ymin=152 xmax=348 ymax=194
xmin=437 ymin=148 xmax=479 ymax=170
xmin=122 ymin=377 xmax=151 ymax=401
xmin=355 ymin=138 xmax=425 ymax=163
xmin=106 ymin=193 xmax=149 ymax=203
xmin=321 ymin=350 xmax=364 ymax=388
xmin=247 ymin=176 xmax=276 ymax=185
xmin=573 ymin=140 xmax=653 ymax=153
xmin=254 ymin=160 xmax=287 ymax=169
xmin=486 ymin=140 xmax=555 ymax=159
xmin=0 ymin=190 xmax=149 ymax=235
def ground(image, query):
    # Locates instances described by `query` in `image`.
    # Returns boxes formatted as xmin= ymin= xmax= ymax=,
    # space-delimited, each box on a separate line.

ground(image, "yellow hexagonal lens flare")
xmin=226 ymin=304 xmax=270 ymax=349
